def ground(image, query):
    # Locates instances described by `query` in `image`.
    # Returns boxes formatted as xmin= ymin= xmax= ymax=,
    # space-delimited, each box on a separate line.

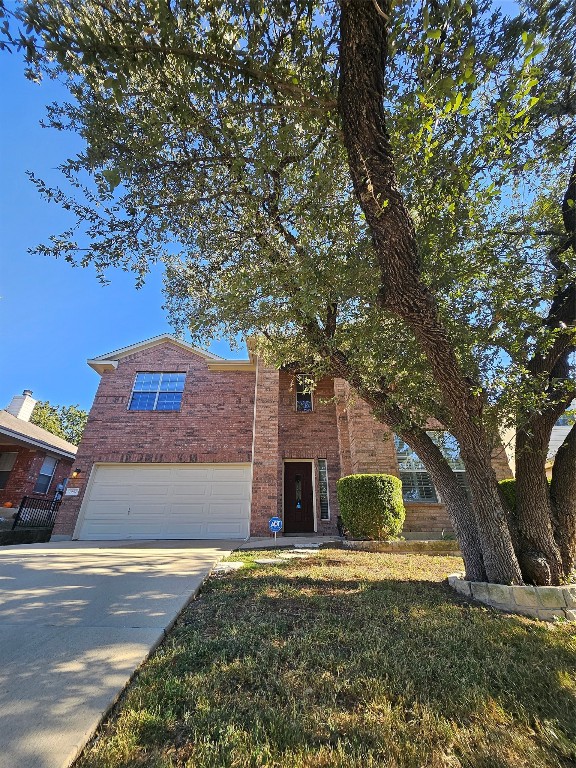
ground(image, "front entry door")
xmin=284 ymin=462 xmax=315 ymax=533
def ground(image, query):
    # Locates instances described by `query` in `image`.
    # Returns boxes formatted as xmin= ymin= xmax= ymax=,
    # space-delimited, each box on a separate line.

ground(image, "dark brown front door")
xmin=284 ymin=462 xmax=315 ymax=533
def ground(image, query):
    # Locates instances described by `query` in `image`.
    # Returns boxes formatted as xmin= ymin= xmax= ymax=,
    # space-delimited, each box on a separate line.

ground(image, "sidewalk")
xmin=238 ymin=535 xmax=341 ymax=550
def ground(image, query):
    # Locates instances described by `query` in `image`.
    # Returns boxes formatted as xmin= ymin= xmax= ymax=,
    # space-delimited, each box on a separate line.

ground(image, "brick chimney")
xmin=5 ymin=390 xmax=37 ymax=422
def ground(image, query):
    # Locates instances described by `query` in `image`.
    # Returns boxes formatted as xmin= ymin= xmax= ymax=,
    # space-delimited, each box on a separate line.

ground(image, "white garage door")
xmin=76 ymin=464 xmax=252 ymax=540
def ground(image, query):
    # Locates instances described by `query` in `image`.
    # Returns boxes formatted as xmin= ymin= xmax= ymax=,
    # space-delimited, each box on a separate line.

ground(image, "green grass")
xmin=77 ymin=550 xmax=576 ymax=768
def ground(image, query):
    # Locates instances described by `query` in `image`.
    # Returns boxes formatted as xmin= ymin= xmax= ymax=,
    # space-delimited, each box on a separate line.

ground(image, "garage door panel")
xmin=169 ymin=503 xmax=210 ymax=519
xmin=77 ymin=464 xmax=251 ymax=540
xmin=208 ymin=483 xmax=251 ymax=498
xmin=90 ymin=484 xmax=170 ymax=502
xmin=171 ymin=468 xmax=212 ymax=482
xmin=170 ymin=485 xmax=211 ymax=500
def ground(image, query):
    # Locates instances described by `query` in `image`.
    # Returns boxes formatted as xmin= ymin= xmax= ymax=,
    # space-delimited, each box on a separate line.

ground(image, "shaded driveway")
xmin=0 ymin=540 xmax=235 ymax=768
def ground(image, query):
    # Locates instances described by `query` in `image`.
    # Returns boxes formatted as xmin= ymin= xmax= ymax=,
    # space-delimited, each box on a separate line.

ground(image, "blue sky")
xmin=0 ymin=50 xmax=242 ymax=413
xmin=0 ymin=1 xmax=519 ymax=414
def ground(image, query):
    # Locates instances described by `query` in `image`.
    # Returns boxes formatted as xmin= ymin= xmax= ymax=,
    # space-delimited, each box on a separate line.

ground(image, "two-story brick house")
xmin=52 ymin=335 xmax=512 ymax=541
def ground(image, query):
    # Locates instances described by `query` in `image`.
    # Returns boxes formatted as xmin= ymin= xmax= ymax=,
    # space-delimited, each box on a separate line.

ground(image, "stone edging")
xmin=343 ymin=539 xmax=460 ymax=553
xmin=448 ymin=573 xmax=576 ymax=621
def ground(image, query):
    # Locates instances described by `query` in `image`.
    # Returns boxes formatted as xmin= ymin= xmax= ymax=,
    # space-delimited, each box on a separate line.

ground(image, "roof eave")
xmin=207 ymin=361 xmax=257 ymax=372
xmin=87 ymin=360 xmax=119 ymax=375
xmin=0 ymin=426 xmax=77 ymax=460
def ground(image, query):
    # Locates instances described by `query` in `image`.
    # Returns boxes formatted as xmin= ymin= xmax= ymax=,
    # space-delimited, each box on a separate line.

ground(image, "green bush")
xmin=499 ymin=477 xmax=551 ymax=515
xmin=499 ymin=478 xmax=517 ymax=514
xmin=337 ymin=474 xmax=405 ymax=540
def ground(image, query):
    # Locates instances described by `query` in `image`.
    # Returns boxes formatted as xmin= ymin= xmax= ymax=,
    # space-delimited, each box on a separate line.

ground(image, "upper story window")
xmin=0 ymin=452 xmax=17 ymax=491
xmin=128 ymin=372 xmax=186 ymax=411
xmin=296 ymin=375 xmax=313 ymax=412
xmin=34 ymin=455 xmax=58 ymax=494
xmin=394 ymin=431 xmax=468 ymax=504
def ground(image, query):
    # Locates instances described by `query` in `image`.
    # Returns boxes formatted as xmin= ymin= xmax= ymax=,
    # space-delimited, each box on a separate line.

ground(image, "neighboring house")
xmin=545 ymin=401 xmax=575 ymax=479
xmin=52 ymin=335 xmax=512 ymax=541
xmin=0 ymin=391 xmax=77 ymax=513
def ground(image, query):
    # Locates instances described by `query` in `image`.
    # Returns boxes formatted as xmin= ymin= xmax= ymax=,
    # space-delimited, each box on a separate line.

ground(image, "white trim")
xmin=72 ymin=461 xmax=253 ymax=540
xmin=127 ymin=371 xmax=186 ymax=412
xmin=87 ymin=335 xmax=224 ymax=375
xmin=317 ymin=458 xmax=330 ymax=521
xmin=207 ymin=360 xmax=256 ymax=372
xmin=282 ymin=459 xmax=317 ymax=533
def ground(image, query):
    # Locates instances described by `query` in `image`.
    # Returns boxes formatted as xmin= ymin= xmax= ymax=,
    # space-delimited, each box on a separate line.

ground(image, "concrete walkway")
xmin=0 ymin=540 xmax=234 ymax=768
xmin=238 ymin=535 xmax=341 ymax=550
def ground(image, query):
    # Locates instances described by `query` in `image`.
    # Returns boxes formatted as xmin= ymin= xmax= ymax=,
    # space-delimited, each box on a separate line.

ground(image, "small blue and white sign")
xmin=268 ymin=516 xmax=283 ymax=533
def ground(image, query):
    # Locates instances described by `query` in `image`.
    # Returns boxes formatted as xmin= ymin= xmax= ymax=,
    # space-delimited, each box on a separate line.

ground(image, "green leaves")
xmin=30 ymin=401 xmax=88 ymax=445
xmin=102 ymin=168 xmax=121 ymax=192
xmin=7 ymin=0 xmax=575 ymax=438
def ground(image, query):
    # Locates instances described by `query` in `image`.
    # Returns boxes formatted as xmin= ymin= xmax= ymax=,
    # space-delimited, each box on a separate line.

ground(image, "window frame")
xmin=33 ymin=455 xmax=58 ymax=495
xmin=128 ymin=372 xmax=186 ymax=412
xmin=0 ymin=452 xmax=18 ymax=491
xmin=295 ymin=374 xmax=314 ymax=413
xmin=317 ymin=458 xmax=330 ymax=520
xmin=394 ymin=432 xmax=468 ymax=505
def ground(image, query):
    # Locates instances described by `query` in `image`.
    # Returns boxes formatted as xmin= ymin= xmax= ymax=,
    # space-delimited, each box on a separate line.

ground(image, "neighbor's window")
xmin=296 ymin=375 xmax=313 ymax=412
xmin=394 ymin=432 xmax=469 ymax=504
xmin=128 ymin=372 xmax=186 ymax=411
xmin=318 ymin=459 xmax=330 ymax=520
xmin=34 ymin=455 xmax=58 ymax=494
xmin=0 ymin=452 xmax=17 ymax=491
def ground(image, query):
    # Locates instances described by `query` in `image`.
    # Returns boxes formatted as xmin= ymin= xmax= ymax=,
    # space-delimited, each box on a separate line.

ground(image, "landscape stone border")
xmin=448 ymin=573 xmax=576 ymax=621
xmin=343 ymin=539 xmax=460 ymax=554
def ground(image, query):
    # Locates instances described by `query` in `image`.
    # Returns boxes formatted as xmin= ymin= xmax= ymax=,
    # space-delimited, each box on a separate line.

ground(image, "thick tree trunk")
xmin=395 ymin=423 xmax=487 ymax=582
xmin=550 ymin=423 xmax=576 ymax=576
xmin=315 ymin=340 xmax=487 ymax=580
xmin=337 ymin=0 xmax=521 ymax=583
xmin=455 ymin=431 xmax=523 ymax=584
xmin=515 ymin=423 xmax=564 ymax=584
xmin=515 ymin=158 xmax=576 ymax=583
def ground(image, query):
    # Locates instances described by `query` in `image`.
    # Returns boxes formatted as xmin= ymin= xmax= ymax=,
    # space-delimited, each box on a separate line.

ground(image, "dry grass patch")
xmin=76 ymin=550 xmax=576 ymax=768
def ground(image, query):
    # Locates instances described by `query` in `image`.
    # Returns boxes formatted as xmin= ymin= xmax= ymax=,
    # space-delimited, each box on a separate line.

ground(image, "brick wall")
xmin=491 ymin=442 xmax=513 ymax=481
xmin=0 ymin=444 xmax=73 ymax=514
xmin=332 ymin=383 xmax=513 ymax=535
xmin=53 ymin=341 xmax=255 ymax=537
xmin=250 ymin=363 xmax=280 ymax=536
xmin=278 ymin=372 xmax=341 ymax=535
xmin=334 ymin=380 xmax=399 ymax=476
xmin=403 ymin=503 xmax=452 ymax=533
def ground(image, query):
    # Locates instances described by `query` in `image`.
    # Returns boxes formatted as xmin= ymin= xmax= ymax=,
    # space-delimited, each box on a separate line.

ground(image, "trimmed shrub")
xmin=337 ymin=474 xmax=405 ymax=540
xmin=499 ymin=478 xmax=517 ymax=514
xmin=499 ymin=477 xmax=551 ymax=515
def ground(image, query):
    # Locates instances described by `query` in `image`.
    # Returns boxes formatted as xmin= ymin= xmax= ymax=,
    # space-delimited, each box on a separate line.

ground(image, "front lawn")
xmin=77 ymin=550 xmax=576 ymax=768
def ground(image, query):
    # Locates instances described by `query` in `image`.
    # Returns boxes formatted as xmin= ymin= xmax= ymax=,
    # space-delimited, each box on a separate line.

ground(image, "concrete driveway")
xmin=0 ymin=540 xmax=235 ymax=768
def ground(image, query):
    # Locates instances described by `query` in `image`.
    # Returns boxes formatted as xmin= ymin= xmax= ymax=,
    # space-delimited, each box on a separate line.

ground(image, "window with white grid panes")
xmin=394 ymin=432 xmax=469 ymax=503
xmin=128 ymin=372 xmax=186 ymax=411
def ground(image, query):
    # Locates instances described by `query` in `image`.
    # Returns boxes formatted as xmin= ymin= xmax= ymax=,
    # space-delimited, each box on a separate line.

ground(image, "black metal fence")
xmin=12 ymin=496 xmax=61 ymax=530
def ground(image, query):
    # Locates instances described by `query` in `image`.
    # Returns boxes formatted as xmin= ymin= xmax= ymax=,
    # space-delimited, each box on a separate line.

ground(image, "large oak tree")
xmin=2 ymin=0 xmax=574 ymax=584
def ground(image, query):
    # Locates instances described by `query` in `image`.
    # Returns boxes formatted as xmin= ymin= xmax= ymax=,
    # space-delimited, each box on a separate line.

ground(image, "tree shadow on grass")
xmin=79 ymin=567 xmax=576 ymax=768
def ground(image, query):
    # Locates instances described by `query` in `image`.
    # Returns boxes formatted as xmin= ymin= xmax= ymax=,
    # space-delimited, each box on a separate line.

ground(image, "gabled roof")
xmin=88 ymin=334 xmax=256 ymax=374
xmin=0 ymin=410 xmax=77 ymax=459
